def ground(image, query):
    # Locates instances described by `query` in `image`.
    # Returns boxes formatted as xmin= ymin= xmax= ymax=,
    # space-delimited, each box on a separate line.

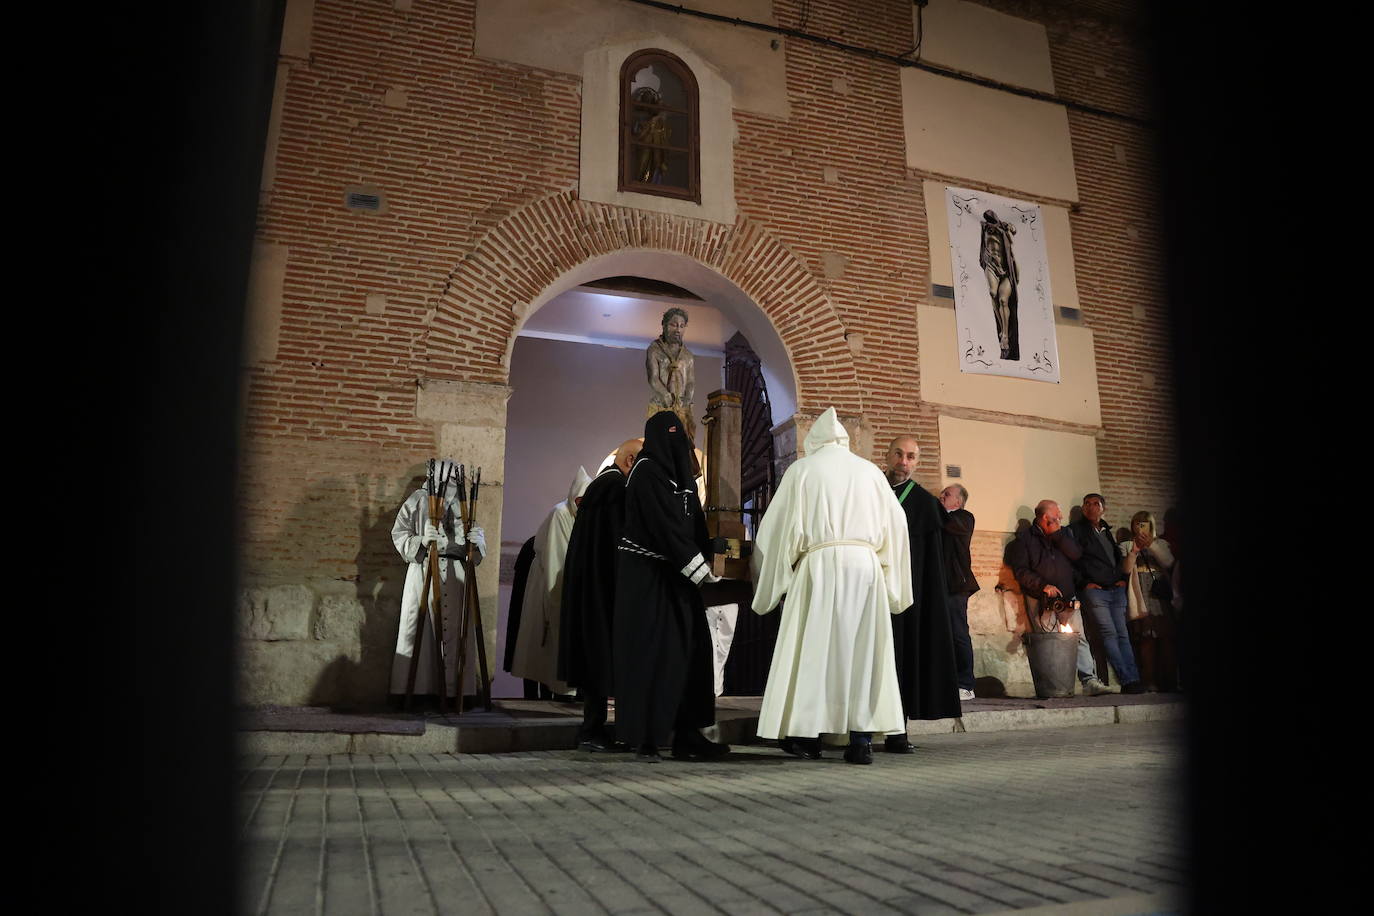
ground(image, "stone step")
xmin=239 ymin=695 xmax=1185 ymax=756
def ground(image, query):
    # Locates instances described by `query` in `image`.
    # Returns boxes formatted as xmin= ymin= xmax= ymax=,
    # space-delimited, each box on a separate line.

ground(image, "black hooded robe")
xmin=891 ymin=481 xmax=963 ymax=720
xmin=558 ymin=465 xmax=627 ymax=695
xmin=503 ymin=536 xmax=536 ymax=674
xmin=613 ymin=412 xmax=715 ymax=748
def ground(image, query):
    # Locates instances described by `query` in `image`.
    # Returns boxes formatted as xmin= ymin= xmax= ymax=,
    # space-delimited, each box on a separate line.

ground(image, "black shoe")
xmin=843 ymin=742 xmax=874 ymax=765
xmin=779 ymin=737 xmax=822 ymax=760
xmin=1121 ymin=681 xmax=1147 ymax=694
xmin=883 ymin=736 xmax=916 ymax=754
xmin=578 ymin=736 xmax=624 ymax=753
xmin=671 ymin=735 xmax=731 ymax=761
xmin=636 ymin=743 xmax=662 ymax=762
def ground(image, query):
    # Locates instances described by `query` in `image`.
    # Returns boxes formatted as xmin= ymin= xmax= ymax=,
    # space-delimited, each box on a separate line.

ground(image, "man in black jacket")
xmin=1006 ymin=499 xmax=1112 ymax=696
xmin=938 ymin=484 xmax=979 ymax=701
xmin=1068 ymin=493 xmax=1144 ymax=694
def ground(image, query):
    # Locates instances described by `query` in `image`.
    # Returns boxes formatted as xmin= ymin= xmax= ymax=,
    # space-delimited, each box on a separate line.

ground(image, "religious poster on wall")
xmin=945 ymin=186 xmax=1060 ymax=383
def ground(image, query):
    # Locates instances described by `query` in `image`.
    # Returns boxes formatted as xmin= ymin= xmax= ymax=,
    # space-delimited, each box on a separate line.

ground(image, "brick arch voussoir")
xmin=426 ymin=191 xmax=860 ymax=411
xmin=720 ymin=213 xmax=862 ymax=415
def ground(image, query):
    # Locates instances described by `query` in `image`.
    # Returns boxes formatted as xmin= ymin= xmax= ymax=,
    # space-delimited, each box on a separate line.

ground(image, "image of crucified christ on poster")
xmin=945 ymin=186 xmax=1060 ymax=383
xmin=980 ymin=209 xmax=1020 ymax=361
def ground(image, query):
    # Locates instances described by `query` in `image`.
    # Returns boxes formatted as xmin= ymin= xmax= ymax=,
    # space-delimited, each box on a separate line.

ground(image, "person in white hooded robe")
xmin=751 ymin=408 xmax=913 ymax=764
xmin=509 ymin=466 xmax=592 ymax=696
xmin=390 ymin=459 xmax=487 ymax=700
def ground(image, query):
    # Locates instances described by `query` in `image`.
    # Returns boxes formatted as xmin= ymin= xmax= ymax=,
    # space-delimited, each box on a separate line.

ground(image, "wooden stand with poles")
xmin=403 ymin=460 xmax=451 ymax=714
xmin=454 ymin=466 xmax=493 ymax=712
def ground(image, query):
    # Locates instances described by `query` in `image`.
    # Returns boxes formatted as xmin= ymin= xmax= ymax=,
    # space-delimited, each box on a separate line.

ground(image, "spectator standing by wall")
xmin=938 ymin=484 xmax=979 ymax=701
xmin=1007 ymin=500 xmax=1112 ymax=696
xmin=1119 ymin=510 xmax=1177 ymax=692
xmin=1069 ymin=494 xmax=1144 ymax=694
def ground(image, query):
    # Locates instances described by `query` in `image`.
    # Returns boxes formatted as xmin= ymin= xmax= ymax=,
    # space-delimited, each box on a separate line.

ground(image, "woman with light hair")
xmin=1118 ymin=511 xmax=1177 ymax=692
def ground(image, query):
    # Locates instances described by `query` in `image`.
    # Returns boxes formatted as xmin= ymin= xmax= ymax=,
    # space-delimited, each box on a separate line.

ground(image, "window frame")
xmin=618 ymin=49 xmax=701 ymax=204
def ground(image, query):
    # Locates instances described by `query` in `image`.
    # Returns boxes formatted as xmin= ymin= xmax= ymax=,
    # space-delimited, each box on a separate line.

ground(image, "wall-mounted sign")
xmin=945 ymin=186 xmax=1060 ymax=383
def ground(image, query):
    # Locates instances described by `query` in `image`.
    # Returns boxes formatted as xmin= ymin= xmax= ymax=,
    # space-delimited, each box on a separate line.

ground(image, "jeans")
xmin=1079 ymin=584 xmax=1140 ymax=685
xmin=946 ymin=593 xmax=975 ymax=691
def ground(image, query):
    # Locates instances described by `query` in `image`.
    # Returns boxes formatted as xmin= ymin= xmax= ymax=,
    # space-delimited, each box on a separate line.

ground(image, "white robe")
xmin=751 ymin=408 xmax=913 ymax=739
xmin=389 ymin=461 xmax=486 ymax=697
xmin=509 ymin=467 xmax=591 ymax=694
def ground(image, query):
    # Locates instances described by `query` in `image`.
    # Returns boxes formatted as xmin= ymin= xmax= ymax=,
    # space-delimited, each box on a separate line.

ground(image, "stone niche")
xmin=236 ymin=378 xmax=513 ymax=707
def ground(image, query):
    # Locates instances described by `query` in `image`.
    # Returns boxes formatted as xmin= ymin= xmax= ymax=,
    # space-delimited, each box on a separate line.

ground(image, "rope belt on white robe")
xmin=800 ymin=539 xmax=877 ymax=555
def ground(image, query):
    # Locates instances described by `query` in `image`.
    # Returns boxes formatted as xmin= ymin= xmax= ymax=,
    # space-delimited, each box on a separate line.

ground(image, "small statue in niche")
xmin=631 ymin=87 xmax=671 ymax=184
xmin=645 ymin=307 xmax=696 ymax=442
xmin=979 ymin=209 xmax=1021 ymax=361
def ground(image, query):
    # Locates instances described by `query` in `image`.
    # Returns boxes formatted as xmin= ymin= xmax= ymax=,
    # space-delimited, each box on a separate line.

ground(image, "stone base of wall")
xmin=237 ymin=379 xmax=511 ymax=707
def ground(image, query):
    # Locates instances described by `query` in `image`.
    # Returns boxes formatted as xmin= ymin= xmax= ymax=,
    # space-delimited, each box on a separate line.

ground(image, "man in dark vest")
xmin=883 ymin=435 xmax=962 ymax=752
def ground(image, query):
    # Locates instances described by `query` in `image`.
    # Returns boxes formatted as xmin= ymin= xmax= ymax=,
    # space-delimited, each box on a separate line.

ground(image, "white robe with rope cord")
xmin=751 ymin=409 xmax=913 ymax=740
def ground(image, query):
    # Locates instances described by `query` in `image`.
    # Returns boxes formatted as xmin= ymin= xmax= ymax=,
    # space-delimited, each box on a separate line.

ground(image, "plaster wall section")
xmin=918 ymin=0 xmax=1056 ymax=93
xmin=938 ymin=414 xmax=1101 ymax=535
xmin=902 ymin=69 xmax=1078 ymax=204
xmin=244 ymin=241 xmax=289 ymax=364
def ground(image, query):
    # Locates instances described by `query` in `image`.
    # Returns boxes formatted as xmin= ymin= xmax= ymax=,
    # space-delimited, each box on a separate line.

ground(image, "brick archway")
xmin=424 ymin=190 xmax=861 ymax=415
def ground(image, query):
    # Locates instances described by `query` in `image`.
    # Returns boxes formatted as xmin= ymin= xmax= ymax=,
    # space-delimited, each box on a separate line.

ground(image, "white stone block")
xmin=264 ymin=584 xmax=316 ymax=641
xmin=313 ymin=595 xmax=365 ymax=642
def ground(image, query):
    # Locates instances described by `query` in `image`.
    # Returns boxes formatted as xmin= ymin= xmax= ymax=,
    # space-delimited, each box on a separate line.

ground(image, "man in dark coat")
xmin=501 ymin=536 xmax=541 ymax=698
xmin=884 ymin=436 xmax=962 ymax=752
xmin=938 ymin=484 xmax=980 ymax=701
xmin=613 ymin=411 xmax=728 ymax=762
xmin=559 ymin=438 xmax=642 ymax=752
xmin=1006 ymin=498 xmax=1111 ymax=696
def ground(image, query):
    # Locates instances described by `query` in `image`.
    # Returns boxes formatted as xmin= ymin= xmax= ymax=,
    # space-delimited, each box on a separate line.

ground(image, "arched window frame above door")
xmin=578 ymin=37 xmax=736 ymax=225
xmin=618 ymin=49 xmax=701 ymax=203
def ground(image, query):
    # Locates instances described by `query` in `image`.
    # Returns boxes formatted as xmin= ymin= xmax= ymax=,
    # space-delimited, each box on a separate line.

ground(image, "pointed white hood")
xmin=567 ymin=466 xmax=592 ymax=515
xmin=803 ymin=407 xmax=849 ymax=454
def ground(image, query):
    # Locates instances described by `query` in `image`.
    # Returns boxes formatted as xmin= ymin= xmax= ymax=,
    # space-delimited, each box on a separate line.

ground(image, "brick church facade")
xmin=238 ymin=0 xmax=1170 ymax=705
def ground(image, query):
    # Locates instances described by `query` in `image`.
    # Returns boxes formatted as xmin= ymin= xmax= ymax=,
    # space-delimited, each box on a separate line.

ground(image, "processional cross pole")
xmin=454 ymin=466 xmax=493 ymax=712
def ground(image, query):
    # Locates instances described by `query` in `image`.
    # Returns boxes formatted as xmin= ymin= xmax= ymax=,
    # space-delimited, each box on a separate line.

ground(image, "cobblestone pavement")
xmin=240 ymin=721 xmax=1185 ymax=915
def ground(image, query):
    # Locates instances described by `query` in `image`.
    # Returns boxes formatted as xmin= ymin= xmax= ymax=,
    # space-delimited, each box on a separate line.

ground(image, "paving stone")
xmin=242 ymin=722 xmax=1183 ymax=915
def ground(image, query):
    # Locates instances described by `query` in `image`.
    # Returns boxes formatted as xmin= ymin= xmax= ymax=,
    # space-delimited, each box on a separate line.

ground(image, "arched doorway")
xmin=422 ymin=190 xmax=863 ymax=700
xmin=493 ymin=251 xmax=795 ymax=698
